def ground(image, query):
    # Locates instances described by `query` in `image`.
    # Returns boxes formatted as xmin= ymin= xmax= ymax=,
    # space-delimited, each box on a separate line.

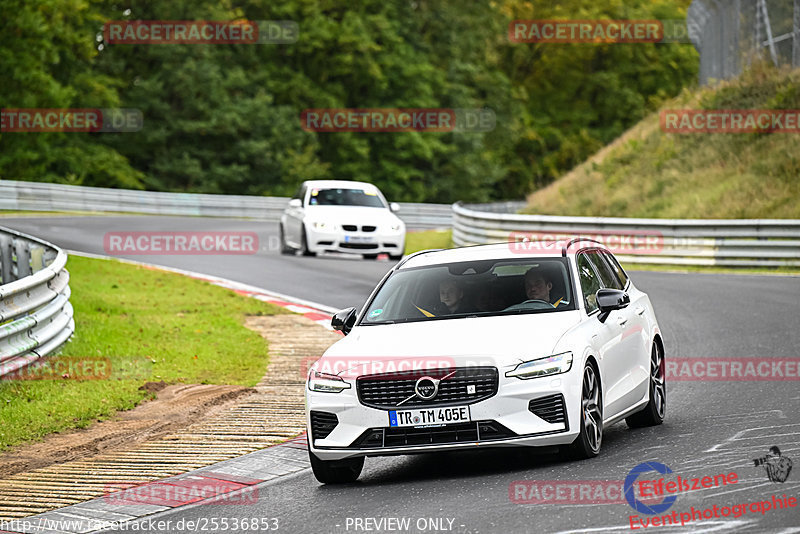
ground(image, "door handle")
xmin=635 ymin=306 xmax=645 ymax=315
xmin=617 ymin=317 xmax=628 ymax=326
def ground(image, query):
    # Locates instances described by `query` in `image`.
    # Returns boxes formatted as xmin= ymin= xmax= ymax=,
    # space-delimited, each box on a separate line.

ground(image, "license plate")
xmin=344 ymin=235 xmax=375 ymax=244
xmin=389 ymin=406 xmax=471 ymax=428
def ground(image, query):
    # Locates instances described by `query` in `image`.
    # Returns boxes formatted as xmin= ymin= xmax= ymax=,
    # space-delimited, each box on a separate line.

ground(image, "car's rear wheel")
xmin=300 ymin=227 xmax=316 ymax=257
xmin=279 ymin=225 xmax=294 ymax=255
xmin=570 ymin=362 xmax=603 ymax=459
xmin=308 ymin=445 xmax=364 ymax=484
xmin=626 ymin=343 xmax=666 ymax=428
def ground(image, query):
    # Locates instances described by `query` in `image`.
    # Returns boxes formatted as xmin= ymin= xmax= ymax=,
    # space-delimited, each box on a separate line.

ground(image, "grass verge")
xmin=405 ymin=229 xmax=452 ymax=255
xmin=0 ymin=255 xmax=284 ymax=451
xmin=524 ymin=64 xmax=800 ymax=219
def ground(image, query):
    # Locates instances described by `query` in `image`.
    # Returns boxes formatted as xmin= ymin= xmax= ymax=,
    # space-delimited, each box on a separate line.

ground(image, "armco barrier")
xmin=0 ymin=227 xmax=74 ymax=378
xmin=0 ymin=180 xmax=451 ymax=230
xmin=452 ymin=202 xmax=800 ymax=268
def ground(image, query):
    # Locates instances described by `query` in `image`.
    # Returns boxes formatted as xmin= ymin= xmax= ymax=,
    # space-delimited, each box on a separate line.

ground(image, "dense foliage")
xmin=0 ymin=0 xmax=697 ymax=201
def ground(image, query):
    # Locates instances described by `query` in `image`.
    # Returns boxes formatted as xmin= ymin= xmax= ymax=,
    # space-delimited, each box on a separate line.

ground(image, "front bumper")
xmin=306 ymin=370 xmax=581 ymax=461
xmin=305 ymin=226 xmax=405 ymax=256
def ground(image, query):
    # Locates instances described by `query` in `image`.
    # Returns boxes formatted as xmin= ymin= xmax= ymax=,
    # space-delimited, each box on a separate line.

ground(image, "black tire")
xmin=389 ymin=253 xmax=403 ymax=261
xmin=279 ymin=225 xmax=294 ymax=255
xmin=626 ymin=343 xmax=666 ymax=428
xmin=300 ymin=227 xmax=316 ymax=257
xmin=308 ymin=446 xmax=364 ymax=484
xmin=569 ymin=362 xmax=603 ymax=459
xmin=362 ymin=253 xmax=378 ymax=260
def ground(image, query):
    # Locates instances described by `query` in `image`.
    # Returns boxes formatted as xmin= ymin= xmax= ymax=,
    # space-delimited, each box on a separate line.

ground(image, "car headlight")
xmin=390 ymin=223 xmax=403 ymax=232
xmin=311 ymin=221 xmax=331 ymax=230
xmin=505 ymin=352 xmax=573 ymax=379
xmin=308 ymin=370 xmax=351 ymax=393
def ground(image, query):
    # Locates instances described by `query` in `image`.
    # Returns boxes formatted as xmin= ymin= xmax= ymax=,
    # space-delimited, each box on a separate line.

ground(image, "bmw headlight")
xmin=311 ymin=221 xmax=331 ymax=230
xmin=308 ymin=370 xmax=351 ymax=393
xmin=505 ymin=352 xmax=573 ymax=379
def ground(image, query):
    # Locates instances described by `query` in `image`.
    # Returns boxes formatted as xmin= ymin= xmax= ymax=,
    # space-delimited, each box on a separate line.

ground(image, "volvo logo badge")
xmin=415 ymin=377 xmax=438 ymax=400
xmin=396 ymin=370 xmax=457 ymax=407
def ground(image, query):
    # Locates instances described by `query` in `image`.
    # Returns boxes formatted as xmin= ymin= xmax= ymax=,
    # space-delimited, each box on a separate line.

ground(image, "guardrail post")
xmin=31 ymin=246 xmax=45 ymax=273
xmin=15 ymin=240 xmax=32 ymax=278
xmin=0 ymin=234 xmax=12 ymax=285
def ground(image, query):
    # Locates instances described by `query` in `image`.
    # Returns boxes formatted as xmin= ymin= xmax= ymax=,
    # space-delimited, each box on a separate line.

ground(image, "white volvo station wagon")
xmin=305 ymin=239 xmax=666 ymax=483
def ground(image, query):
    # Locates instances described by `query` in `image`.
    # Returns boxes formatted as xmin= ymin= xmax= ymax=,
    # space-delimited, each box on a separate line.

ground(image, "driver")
xmin=524 ymin=268 xmax=552 ymax=301
xmin=523 ymin=267 xmax=562 ymax=307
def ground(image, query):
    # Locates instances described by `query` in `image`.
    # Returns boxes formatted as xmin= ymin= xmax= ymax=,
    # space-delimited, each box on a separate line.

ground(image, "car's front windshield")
xmin=308 ymin=188 xmax=386 ymax=208
xmin=361 ymin=258 xmax=574 ymax=325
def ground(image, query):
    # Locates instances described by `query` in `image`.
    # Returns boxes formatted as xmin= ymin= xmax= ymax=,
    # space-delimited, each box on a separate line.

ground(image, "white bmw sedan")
xmin=305 ymin=239 xmax=666 ymax=483
xmin=279 ymin=180 xmax=405 ymax=259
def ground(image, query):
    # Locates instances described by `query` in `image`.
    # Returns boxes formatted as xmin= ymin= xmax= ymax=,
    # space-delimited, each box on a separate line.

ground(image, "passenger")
xmin=436 ymin=279 xmax=466 ymax=314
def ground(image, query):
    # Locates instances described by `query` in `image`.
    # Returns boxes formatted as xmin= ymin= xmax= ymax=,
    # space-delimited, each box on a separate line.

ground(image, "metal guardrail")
xmin=453 ymin=202 xmax=800 ymax=267
xmin=0 ymin=227 xmax=74 ymax=378
xmin=0 ymin=180 xmax=452 ymax=230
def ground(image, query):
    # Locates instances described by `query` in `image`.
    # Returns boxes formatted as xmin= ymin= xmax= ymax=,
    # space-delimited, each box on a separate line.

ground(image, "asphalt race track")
xmin=3 ymin=215 xmax=799 ymax=534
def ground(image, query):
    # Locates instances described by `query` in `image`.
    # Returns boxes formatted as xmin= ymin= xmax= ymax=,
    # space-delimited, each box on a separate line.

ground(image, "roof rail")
xmin=394 ymin=248 xmax=443 ymax=270
xmin=561 ymin=238 xmax=604 ymax=257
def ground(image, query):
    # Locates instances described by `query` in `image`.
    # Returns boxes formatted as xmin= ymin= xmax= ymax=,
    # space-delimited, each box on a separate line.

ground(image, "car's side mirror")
xmin=389 ymin=202 xmax=400 ymax=213
xmin=331 ymin=307 xmax=357 ymax=335
xmin=596 ymin=288 xmax=630 ymax=323
xmin=288 ymin=198 xmax=302 ymax=208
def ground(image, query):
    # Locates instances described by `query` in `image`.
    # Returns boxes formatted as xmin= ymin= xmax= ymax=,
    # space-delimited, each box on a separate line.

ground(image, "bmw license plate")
xmin=344 ymin=235 xmax=375 ymax=243
xmin=389 ymin=406 xmax=471 ymax=427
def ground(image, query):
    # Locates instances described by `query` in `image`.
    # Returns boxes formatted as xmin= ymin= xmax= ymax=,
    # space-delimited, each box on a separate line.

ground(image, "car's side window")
xmin=576 ymin=253 xmax=601 ymax=313
xmin=587 ymin=250 xmax=623 ymax=290
xmin=602 ymin=251 xmax=629 ymax=288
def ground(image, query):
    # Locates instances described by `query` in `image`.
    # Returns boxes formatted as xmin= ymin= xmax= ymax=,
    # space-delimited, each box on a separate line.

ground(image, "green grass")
xmin=405 ymin=229 xmax=452 ymax=255
xmin=0 ymin=255 xmax=284 ymax=451
xmin=524 ymin=64 xmax=800 ymax=219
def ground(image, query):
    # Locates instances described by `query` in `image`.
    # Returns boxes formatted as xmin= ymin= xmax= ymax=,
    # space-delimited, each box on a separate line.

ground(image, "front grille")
xmin=342 ymin=225 xmax=358 ymax=232
xmin=310 ymin=410 xmax=338 ymax=441
xmin=340 ymin=243 xmax=379 ymax=250
xmin=348 ymin=420 xmax=516 ymax=449
xmin=528 ymin=394 xmax=566 ymax=424
xmin=357 ymin=367 xmax=498 ymax=409
xmin=361 ymin=225 xmax=377 ymax=232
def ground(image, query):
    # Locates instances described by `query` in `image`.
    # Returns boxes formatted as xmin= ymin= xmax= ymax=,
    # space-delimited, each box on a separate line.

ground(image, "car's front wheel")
xmin=308 ymin=446 xmax=364 ymax=484
xmin=300 ymin=227 xmax=316 ymax=257
xmin=279 ymin=225 xmax=294 ymax=255
xmin=570 ymin=361 xmax=603 ymax=459
xmin=626 ymin=342 xmax=666 ymax=428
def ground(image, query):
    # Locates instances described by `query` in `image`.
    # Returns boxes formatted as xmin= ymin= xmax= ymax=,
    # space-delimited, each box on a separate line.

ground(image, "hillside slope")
xmin=524 ymin=65 xmax=800 ymax=218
